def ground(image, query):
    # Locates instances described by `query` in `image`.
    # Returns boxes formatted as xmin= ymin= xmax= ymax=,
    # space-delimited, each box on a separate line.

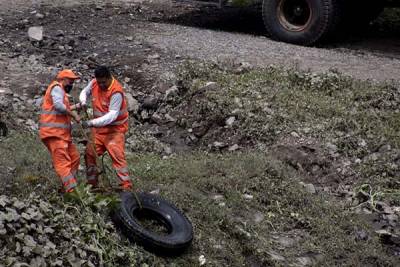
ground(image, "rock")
xmin=267 ymin=250 xmax=285 ymax=261
xmin=225 ymin=116 xmax=236 ymax=126
xmin=148 ymin=54 xmax=160 ymax=60
xmin=35 ymin=13 xmax=44 ymax=19
xmin=200 ymin=82 xmax=218 ymax=91
xmin=151 ymin=113 xmax=163 ymax=125
xmin=125 ymin=36 xmax=133 ymax=41
xmin=125 ymin=93 xmax=139 ymax=114
xmin=165 ymin=114 xmax=176 ymax=122
xmin=355 ymin=229 xmax=369 ymax=241
xmin=213 ymin=141 xmax=226 ymax=149
xmin=243 ymin=194 xmax=254 ymax=200
xmin=198 ymin=255 xmax=206 ymax=266
xmin=140 ymin=110 xmax=149 ymax=120
xmin=276 ymin=236 xmax=296 ymax=248
xmin=253 ymin=212 xmax=264 ymax=224
xmin=142 ymin=96 xmax=158 ymax=110
xmin=165 ymin=86 xmax=179 ymax=100
xmin=28 ymin=26 xmax=43 ymax=41
xmin=211 ymin=194 xmax=224 ymax=201
xmin=358 ymin=139 xmax=367 ymax=148
xmin=303 ymin=183 xmax=316 ymax=194
xmin=326 ymin=142 xmax=338 ymax=153
xmin=0 ymin=88 xmax=13 ymax=95
xmin=296 ymin=256 xmax=313 ymax=266
xmin=291 ymin=131 xmax=300 ymax=138
xmin=228 ymin=144 xmax=240 ymax=151
xmin=163 ymin=146 xmax=172 ymax=155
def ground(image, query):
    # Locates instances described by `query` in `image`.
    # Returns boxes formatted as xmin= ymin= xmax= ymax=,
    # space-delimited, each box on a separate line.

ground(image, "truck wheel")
xmin=262 ymin=0 xmax=341 ymax=45
xmin=112 ymin=192 xmax=193 ymax=255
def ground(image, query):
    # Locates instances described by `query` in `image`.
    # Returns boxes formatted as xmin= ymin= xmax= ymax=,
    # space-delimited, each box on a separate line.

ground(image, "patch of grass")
xmin=176 ymin=61 xmax=400 ymax=202
xmin=130 ymin=151 xmax=397 ymax=266
xmin=1 ymin=133 xmax=397 ymax=265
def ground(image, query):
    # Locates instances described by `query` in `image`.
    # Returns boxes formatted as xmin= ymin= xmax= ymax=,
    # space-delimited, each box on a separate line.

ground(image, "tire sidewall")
xmin=115 ymin=192 xmax=193 ymax=253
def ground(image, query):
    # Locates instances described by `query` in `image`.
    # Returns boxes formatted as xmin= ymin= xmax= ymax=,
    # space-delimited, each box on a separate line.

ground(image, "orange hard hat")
xmin=57 ymin=69 xmax=80 ymax=80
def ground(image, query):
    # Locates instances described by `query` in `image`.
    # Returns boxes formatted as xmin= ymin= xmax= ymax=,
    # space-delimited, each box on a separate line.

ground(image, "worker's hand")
xmin=81 ymin=120 xmax=92 ymax=129
xmin=80 ymin=103 xmax=87 ymax=111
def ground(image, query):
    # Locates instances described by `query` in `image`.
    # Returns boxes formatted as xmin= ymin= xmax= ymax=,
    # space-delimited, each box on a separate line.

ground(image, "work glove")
xmin=81 ymin=120 xmax=92 ymax=129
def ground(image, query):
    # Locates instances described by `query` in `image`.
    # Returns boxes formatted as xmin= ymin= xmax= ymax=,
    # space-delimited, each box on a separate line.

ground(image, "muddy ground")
xmin=0 ymin=0 xmax=400 ymax=266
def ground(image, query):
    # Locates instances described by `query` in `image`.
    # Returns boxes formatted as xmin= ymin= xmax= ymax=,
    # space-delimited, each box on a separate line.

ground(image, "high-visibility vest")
xmin=39 ymin=81 xmax=72 ymax=141
xmin=91 ymin=78 xmax=129 ymax=134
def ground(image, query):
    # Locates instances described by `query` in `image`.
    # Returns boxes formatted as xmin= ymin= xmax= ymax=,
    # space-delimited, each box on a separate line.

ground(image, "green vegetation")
xmin=1 ymin=62 xmax=400 ymax=265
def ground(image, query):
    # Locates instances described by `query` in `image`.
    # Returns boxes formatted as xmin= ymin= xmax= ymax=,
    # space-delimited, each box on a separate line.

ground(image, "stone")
xmin=142 ymin=96 xmax=158 ymax=110
xmin=151 ymin=113 xmax=163 ymax=125
xmin=228 ymin=144 xmax=240 ymax=151
xmin=165 ymin=114 xmax=176 ymax=123
xmin=200 ymin=82 xmax=218 ymax=91
xmin=125 ymin=93 xmax=139 ymax=114
xmin=304 ymin=183 xmax=316 ymax=194
xmin=28 ymin=27 xmax=43 ymax=41
xmin=225 ymin=116 xmax=236 ymax=126
xmin=35 ymin=13 xmax=44 ymax=19
xmin=253 ymin=212 xmax=264 ymax=224
xmin=243 ymin=194 xmax=254 ymax=200
xmin=165 ymin=86 xmax=179 ymax=100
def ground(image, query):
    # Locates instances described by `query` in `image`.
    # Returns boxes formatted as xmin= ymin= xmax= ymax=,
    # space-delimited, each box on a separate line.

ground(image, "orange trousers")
xmin=42 ymin=137 xmax=79 ymax=192
xmin=84 ymin=132 xmax=132 ymax=189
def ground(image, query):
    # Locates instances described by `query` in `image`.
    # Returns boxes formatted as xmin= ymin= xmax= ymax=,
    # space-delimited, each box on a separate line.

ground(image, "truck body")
xmin=184 ymin=0 xmax=399 ymax=45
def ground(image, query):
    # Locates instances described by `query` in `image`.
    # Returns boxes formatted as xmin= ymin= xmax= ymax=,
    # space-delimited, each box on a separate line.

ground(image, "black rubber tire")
xmin=112 ymin=192 xmax=193 ymax=255
xmin=262 ymin=0 xmax=341 ymax=45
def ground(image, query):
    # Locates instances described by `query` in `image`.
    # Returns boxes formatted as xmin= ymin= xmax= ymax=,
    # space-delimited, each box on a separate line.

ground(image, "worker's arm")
xmin=51 ymin=86 xmax=80 ymax=122
xmin=79 ymin=80 xmax=93 ymax=106
xmin=87 ymin=93 xmax=122 ymax=127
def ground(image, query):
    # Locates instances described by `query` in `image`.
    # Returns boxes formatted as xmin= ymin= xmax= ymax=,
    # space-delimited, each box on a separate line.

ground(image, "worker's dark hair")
xmin=94 ymin=66 xmax=112 ymax=79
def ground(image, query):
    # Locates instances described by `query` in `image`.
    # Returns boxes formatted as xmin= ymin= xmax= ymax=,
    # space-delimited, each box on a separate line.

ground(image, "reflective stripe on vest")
xmin=64 ymin=180 xmax=77 ymax=191
xmin=39 ymin=122 xmax=71 ymax=129
xmin=40 ymin=110 xmax=67 ymax=115
xmin=110 ymin=117 xmax=128 ymax=126
xmin=115 ymin=166 xmax=128 ymax=173
xmin=62 ymin=173 xmax=75 ymax=183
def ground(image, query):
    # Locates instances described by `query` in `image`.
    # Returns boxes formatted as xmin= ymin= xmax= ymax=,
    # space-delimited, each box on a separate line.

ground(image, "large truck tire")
xmin=112 ymin=192 xmax=193 ymax=255
xmin=262 ymin=0 xmax=342 ymax=45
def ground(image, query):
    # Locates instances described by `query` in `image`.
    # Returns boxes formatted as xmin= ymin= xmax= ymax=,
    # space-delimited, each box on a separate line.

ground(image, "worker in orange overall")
xmin=79 ymin=66 xmax=132 ymax=190
xmin=39 ymin=69 xmax=81 ymax=193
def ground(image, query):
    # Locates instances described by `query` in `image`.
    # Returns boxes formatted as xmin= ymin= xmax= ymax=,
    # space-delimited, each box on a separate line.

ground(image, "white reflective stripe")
xmin=65 ymin=181 xmax=77 ymax=191
xmin=62 ymin=173 xmax=74 ymax=183
xmin=117 ymin=174 xmax=130 ymax=181
xmin=115 ymin=167 xmax=128 ymax=173
xmin=41 ymin=110 xmax=67 ymax=115
xmin=39 ymin=122 xmax=71 ymax=129
xmin=110 ymin=117 xmax=128 ymax=126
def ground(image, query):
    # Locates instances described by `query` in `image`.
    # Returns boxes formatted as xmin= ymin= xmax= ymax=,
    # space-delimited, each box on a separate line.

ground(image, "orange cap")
xmin=57 ymin=69 xmax=80 ymax=80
